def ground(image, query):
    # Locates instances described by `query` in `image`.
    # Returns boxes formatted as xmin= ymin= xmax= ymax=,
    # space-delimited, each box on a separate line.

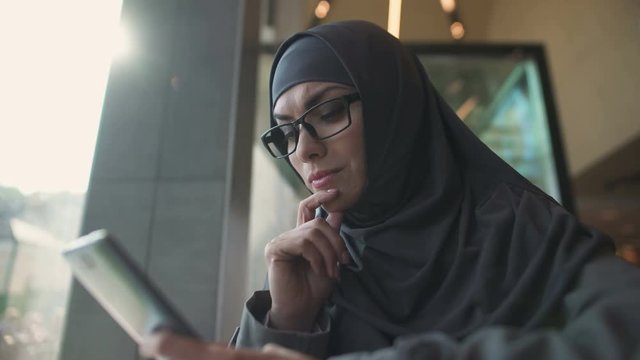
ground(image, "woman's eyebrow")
xmin=273 ymin=85 xmax=351 ymax=122
xmin=273 ymin=113 xmax=293 ymax=122
xmin=304 ymin=85 xmax=349 ymax=109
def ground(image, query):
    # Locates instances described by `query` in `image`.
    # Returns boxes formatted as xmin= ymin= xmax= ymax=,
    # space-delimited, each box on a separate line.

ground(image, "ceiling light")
xmin=315 ymin=1 xmax=330 ymax=19
xmin=440 ymin=0 xmax=456 ymax=13
xmin=450 ymin=21 xmax=465 ymax=40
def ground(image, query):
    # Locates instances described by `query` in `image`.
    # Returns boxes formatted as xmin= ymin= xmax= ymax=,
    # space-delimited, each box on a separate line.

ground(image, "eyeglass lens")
xmin=264 ymin=97 xmax=351 ymax=157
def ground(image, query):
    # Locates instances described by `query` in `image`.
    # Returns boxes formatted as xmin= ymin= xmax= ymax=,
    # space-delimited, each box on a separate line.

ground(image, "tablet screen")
xmin=62 ymin=230 xmax=199 ymax=343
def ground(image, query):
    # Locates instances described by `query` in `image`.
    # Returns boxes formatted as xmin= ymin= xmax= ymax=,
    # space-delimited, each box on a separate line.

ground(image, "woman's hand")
xmin=140 ymin=331 xmax=314 ymax=360
xmin=265 ymin=189 xmax=349 ymax=332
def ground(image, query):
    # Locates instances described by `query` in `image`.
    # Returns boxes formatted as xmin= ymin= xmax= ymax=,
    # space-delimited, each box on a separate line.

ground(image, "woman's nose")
xmin=295 ymin=125 xmax=325 ymax=162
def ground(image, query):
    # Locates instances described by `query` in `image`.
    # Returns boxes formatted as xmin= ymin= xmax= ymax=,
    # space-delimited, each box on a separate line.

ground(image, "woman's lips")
xmin=309 ymin=170 xmax=339 ymax=190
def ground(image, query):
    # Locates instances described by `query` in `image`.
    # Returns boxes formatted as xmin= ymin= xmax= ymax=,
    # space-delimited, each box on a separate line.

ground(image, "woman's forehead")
xmin=273 ymin=82 xmax=354 ymax=114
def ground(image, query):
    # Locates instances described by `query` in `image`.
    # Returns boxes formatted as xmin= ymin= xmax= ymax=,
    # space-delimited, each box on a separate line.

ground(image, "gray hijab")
xmin=271 ymin=36 xmax=353 ymax=105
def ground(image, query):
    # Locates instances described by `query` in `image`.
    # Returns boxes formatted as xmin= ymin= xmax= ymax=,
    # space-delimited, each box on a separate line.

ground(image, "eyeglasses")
xmin=261 ymin=93 xmax=361 ymax=159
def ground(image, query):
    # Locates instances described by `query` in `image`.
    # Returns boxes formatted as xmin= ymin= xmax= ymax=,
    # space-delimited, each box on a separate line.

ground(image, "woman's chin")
xmin=321 ymin=195 xmax=355 ymax=213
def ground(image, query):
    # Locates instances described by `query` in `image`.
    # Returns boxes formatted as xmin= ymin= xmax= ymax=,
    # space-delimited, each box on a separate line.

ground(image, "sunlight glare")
xmin=0 ymin=0 xmax=124 ymax=194
xmin=387 ymin=0 xmax=402 ymax=38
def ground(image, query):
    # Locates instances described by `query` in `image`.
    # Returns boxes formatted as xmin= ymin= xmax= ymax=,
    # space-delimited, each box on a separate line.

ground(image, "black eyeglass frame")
xmin=261 ymin=92 xmax=361 ymax=159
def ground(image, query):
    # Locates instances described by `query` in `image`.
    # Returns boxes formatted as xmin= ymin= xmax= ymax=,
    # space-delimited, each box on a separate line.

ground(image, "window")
xmin=0 ymin=2 xmax=124 ymax=358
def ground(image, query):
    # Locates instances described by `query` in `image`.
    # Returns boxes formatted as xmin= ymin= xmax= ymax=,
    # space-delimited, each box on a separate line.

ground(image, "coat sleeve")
xmin=234 ymin=290 xmax=331 ymax=358
xmin=328 ymin=255 xmax=640 ymax=360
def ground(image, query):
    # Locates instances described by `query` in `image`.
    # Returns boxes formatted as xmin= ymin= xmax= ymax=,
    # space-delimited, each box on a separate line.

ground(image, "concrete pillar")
xmin=59 ymin=1 xmax=259 ymax=358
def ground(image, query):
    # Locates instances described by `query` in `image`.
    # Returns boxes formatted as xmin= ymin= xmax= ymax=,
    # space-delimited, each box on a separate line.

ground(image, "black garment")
xmin=237 ymin=20 xmax=640 ymax=359
xmin=236 ymin=255 xmax=640 ymax=359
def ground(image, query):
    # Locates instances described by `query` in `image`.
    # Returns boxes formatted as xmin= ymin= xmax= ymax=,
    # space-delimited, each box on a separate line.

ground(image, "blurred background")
xmin=0 ymin=0 xmax=638 ymax=359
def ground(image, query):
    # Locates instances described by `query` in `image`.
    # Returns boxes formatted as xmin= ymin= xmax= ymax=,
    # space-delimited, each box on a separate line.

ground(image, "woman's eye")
xmin=319 ymin=107 xmax=345 ymax=122
xmin=281 ymin=127 xmax=295 ymax=137
xmin=320 ymin=111 xmax=338 ymax=121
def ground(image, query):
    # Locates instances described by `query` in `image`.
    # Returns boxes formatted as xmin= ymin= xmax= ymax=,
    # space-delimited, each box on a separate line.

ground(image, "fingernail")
xmin=326 ymin=189 xmax=336 ymax=193
xmin=341 ymin=252 xmax=350 ymax=264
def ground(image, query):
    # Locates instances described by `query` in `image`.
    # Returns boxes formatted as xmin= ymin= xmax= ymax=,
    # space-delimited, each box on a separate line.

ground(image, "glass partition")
xmin=413 ymin=44 xmax=572 ymax=208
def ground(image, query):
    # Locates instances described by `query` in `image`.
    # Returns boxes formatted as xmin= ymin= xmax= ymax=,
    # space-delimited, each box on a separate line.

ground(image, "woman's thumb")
xmin=325 ymin=212 xmax=343 ymax=231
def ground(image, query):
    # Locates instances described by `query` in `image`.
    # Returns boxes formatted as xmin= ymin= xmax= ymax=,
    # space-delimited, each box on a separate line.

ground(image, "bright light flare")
xmin=0 ymin=1 xmax=124 ymax=194
xmin=388 ymin=0 xmax=402 ymax=38
xmin=440 ymin=0 xmax=456 ymax=13
xmin=3 ymin=335 xmax=16 ymax=346
xmin=315 ymin=1 xmax=331 ymax=19
xmin=450 ymin=21 xmax=465 ymax=40
xmin=111 ymin=23 xmax=133 ymax=59
xmin=456 ymin=96 xmax=478 ymax=120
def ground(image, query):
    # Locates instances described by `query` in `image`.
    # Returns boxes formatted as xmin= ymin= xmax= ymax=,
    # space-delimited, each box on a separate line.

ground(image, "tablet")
xmin=62 ymin=229 xmax=200 ymax=344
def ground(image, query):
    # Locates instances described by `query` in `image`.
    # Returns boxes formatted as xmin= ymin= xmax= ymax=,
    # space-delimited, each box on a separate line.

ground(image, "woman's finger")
xmin=267 ymin=220 xmax=346 ymax=278
xmin=262 ymin=343 xmax=314 ymax=360
xmin=297 ymin=189 xmax=339 ymax=226
xmin=266 ymin=232 xmax=328 ymax=277
xmin=323 ymin=212 xmax=350 ymax=264
xmin=140 ymin=331 xmax=215 ymax=360
xmin=300 ymin=217 xmax=348 ymax=266
xmin=325 ymin=211 xmax=343 ymax=231
xmin=306 ymin=218 xmax=348 ymax=269
xmin=297 ymin=234 xmax=333 ymax=277
xmin=302 ymin=222 xmax=340 ymax=278
xmin=140 ymin=334 xmax=292 ymax=360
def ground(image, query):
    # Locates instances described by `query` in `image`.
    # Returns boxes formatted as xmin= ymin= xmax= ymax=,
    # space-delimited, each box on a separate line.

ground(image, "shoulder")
xmin=478 ymin=182 xmax=560 ymax=213
xmin=473 ymin=181 xmax=614 ymax=260
xmin=474 ymin=183 xmax=561 ymax=233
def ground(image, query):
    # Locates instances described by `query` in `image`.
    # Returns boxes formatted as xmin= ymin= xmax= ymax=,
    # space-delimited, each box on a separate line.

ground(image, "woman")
xmin=141 ymin=20 xmax=640 ymax=359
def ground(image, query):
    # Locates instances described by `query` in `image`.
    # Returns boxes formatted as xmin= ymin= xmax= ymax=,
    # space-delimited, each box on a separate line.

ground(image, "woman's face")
xmin=273 ymin=81 xmax=367 ymax=212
